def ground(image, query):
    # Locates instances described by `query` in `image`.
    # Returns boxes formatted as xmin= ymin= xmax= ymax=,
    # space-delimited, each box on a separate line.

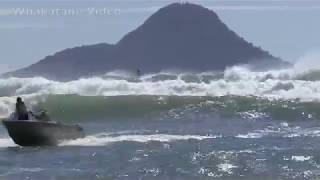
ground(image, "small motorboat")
xmin=2 ymin=114 xmax=85 ymax=146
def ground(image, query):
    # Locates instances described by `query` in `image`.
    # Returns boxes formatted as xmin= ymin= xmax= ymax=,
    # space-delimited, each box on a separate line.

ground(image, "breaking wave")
xmin=1 ymin=67 xmax=320 ymax=99
xmin=1 ymin=56 xmax=320 ymax=121
xmin=1 ymin=65 xmax=320 ymax=98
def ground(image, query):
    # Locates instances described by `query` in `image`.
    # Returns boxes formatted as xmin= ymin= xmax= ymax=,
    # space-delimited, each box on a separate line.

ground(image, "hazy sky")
xmin=0 ymin=0 xmax=320 ymax=73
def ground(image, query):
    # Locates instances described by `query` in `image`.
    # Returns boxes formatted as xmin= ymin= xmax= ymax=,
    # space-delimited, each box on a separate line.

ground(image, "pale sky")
xmin=0 ymin=0 xmax=320 ymax=73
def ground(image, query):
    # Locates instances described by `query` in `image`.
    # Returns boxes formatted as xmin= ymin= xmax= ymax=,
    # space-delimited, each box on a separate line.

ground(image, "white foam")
xmin=0 ymin=63 xmax=319 ymax=101
xmin=236 ymin=132 xmax=265 ymax=139
xmin=1 ymin=56 xmax=320 ymax=117
xmin=60 ymin=134 xmax=215 ymax=146
xmin=237 ymin=123 xmax=320 ymax=139
xmin=291 ymin=156 xmax=312 ymax=162
xmin=18 ymin=167 xmax=44 ymax=173
xmin=0 ymin=98 xmax=14 ymax=118
xmin=238 ymin=110 xmax=268 ymax=120
xmin=198 ymin=167 xmax=222 ymax=177
xmin=217 ymin=163 xmax=237 ymax=174
xmin=0 ymin=138 xmax=16 ymax=147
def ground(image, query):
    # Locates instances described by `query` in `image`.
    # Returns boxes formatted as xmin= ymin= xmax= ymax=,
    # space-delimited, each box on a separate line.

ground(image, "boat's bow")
xmin=2 ymin=120 xmax=85 ymax=146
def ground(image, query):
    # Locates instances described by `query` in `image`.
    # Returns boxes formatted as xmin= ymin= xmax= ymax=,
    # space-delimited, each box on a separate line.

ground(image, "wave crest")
xmin=1 ymin=61 xmax=320 ymax=120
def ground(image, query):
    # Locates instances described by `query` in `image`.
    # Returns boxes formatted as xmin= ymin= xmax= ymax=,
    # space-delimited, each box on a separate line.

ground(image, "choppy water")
xmin=1 ymin=63 xmax=320 ymax=179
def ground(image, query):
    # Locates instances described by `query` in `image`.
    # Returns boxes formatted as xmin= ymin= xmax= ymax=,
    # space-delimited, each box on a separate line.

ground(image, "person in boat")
xmin=15 ymin=97 xmax=29 ymax=120
xmin=31 ymin=110 xmax=51 ymax=122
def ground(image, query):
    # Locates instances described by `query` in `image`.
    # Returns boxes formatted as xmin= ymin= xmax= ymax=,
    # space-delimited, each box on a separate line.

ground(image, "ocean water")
xmin=1 ymin=63 xmax=320 ymax=179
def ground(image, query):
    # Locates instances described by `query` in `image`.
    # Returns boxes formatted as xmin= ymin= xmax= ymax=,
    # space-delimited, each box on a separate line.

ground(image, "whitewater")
xmin=1 ymin=56 xmax=320 ymax=179
xmin=1 ymin=62 xmax=320 ymax=117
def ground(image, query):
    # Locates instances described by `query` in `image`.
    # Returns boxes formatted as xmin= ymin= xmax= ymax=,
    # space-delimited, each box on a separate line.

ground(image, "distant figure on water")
xmin=136 ymin=69 xmax=141 ymax=77
xmin=15 ymin=97 xmax=29 ymax=120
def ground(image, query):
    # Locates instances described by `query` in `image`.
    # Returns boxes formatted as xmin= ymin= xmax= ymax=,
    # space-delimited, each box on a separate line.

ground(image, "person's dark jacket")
xmin=16 ymin=101 xmax=29 ymax=120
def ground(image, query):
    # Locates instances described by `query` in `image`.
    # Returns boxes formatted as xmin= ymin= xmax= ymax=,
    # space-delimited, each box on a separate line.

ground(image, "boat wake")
xmin=60 ymin=133 xmax=216 ymax=146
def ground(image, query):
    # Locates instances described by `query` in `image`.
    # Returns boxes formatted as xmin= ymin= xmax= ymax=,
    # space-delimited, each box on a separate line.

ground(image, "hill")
xmin=4 ymin=3 xmax=289 ymax=80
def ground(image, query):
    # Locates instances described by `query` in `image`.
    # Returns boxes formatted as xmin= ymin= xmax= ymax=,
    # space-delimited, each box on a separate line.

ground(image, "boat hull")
xmin=2 ymin=120 xmax=85 ymax=146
